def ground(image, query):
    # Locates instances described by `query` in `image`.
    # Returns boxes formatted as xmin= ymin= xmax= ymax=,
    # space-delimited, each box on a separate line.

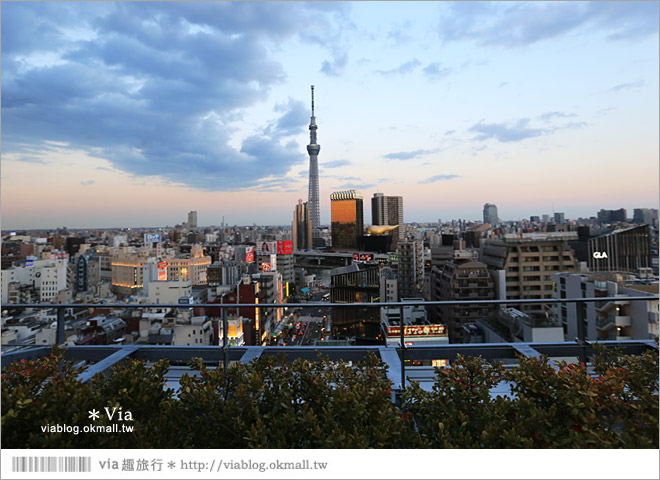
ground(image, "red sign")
xmin=387 ymin=325 xmax=447 ymax=337
xmin=245 ymin=246 xmax=254 ymax=263
xmin=262 ymin=263 xmax=272 ymax=271
xmin=157 ymin=261 xmax=168 ymax=281
xmin=353 ymin=253 xmax=373 ymax=262
xmin=277 ymin=240 xmax=293 ymax=255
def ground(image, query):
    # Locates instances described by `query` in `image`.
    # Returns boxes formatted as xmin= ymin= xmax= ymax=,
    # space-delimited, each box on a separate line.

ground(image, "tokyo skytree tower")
xmin=306 ymin=85 xmax=321 ymax=230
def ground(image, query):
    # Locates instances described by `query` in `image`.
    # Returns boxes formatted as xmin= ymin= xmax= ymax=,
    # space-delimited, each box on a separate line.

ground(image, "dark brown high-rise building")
xmin=433 ymin=260 xmax=496 ymax=343
xmin=372 ymin=193 xmax=403 ymax=248
xmin=292 ymin=199 xmax=313 ymax=250
xmin=330 ymin=263 xmax=381 ymax=343
xmin=330 ymin=190 xmax=363 ymax=250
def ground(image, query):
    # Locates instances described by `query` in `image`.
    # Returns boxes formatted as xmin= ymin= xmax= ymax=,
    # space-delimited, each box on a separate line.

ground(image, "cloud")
xmin=326 ymin=175 xmax=360 ymax=181
xmin=422 ymin=62 xmax=451 ymax=80
xmin=420 ymin=174 xmax=460 ymax=184
xmin=320 ymin=53 xmax=349 ymax=77
xmin=469 ymin=119 xmax=545 ymax=142
xmin=1 ymin=2 xmax=352 ymax=192
xmin=269 ymin=99 xmax=309 ymax=136
xmin=80 ymin=180 xmax=95 ymax=186
xmin=444 ymin=129 xmax=456 ymax=136
xmin=608 ymin=80 xmax=644 ymax=92
xmin=323 ymin=160 xmax=352 ymax=168
xmin=375 ymin=58 xmax=421 ymax=76
xmin=498 ymin=82 xmax=509 ymax=88
xmin=469 ymin=116 xmax=589 ymax=143
xmin=337 ymin=183 xmax=376 ymax=190
xmin=387 ymin=20 xmax=413 ymax=44
xmin=596 ymin=106 xmax=617 ymax=117
xmin=538 ymin=111 xmax=577 ymax=121
xmin=8 ymin=155 xmax=48 ymax=165
xmin=436 ymin=1 xmax=659 ymax=47
xmin=249 ymin=176 xmax=300 ymax=192
xmin=383 ymin=148 xmax=443 ymax=160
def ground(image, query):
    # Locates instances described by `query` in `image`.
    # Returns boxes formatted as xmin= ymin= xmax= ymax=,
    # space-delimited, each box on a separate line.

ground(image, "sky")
xmin=1 ymin=1 xmax=659 ymax=229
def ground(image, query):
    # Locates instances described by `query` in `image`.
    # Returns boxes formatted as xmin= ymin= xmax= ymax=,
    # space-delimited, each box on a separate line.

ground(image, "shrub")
xmin=1 ymin=347 xmax=177 ymax=448
xmin=2 ymin=346 xmax=657 ymax=448
xmin=174 ymin=354 xmax=421 ymax=448
xmin=401 ymin=349 xmax=658 ymax=448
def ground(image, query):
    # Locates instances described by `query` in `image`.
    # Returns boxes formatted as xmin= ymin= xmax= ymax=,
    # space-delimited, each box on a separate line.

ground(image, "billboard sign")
xmin=157 ymin=261 xmax=168 ymax=281
xmin=277 ymin=240 xmax=293 ymax=255
xmin=262 ymin=263 xmax=272 ymax=272
xmin=144 ymin=233 xmax=162 ymax=243
xmin=178 ymin=296 xmax=193 ymax=310
xmin=386 ymin=325 xmax=447 ymax=337
xmin=256 ymin=241 xmax=277 ymax=255
xmin=353 ymin=253 xmax=373 ymax=262
xmin=432 ymin=359 xmax=448 ymax=367
xmin=245 ymin=246 xmax=255 ymax=263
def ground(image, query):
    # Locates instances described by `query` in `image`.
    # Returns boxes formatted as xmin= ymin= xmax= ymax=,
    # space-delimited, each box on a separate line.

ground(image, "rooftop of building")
xmin=625 ymin=284 xmax=660 ymax=295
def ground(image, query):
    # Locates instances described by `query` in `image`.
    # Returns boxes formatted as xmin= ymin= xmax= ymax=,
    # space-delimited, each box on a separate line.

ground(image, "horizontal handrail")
xmin=2 ymin=341 xmax=658 ymax=390
xmin=3 ymin=295 xmax=658 ymax=310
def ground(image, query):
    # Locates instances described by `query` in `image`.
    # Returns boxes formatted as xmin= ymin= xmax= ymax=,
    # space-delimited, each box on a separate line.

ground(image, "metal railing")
xmin=2 ymin=296 xmax=658 ymax=390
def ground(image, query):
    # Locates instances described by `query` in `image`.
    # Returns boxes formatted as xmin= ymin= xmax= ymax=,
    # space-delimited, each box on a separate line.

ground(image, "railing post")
xmin=575 ymin=300 xmax=587 ymax=363
xmin=56 ymin=307 xmax=65 ymax=345
xmin=222 ymin=306 xmax=229 ymax=375
xmin=399 ymin=305 xmax=405 ymax=390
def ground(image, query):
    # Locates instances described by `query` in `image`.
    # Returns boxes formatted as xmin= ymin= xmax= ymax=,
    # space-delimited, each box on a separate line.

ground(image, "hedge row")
xmin=2 ymin=346 xmax=657 ymax=448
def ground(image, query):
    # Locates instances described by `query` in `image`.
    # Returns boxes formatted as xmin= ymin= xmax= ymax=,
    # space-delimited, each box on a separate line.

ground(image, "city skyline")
xmin=1 ymin=1 xmax=658 ymax=229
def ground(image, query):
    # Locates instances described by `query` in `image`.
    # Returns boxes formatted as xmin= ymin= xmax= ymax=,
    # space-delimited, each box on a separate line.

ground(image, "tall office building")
xmin=188 ymin=211 xmax=198 ymax=230
xmin=597 ymin=208 xmax=627 ymax=224
xmin=397 ymin=241 xmax=424 ymax=298
xmin=372 ymin=193 xmax=404 ymax=247
xmin=292 ymin=199 xmax=313 ymax=250
xmin=307 ymin=85 xmax=321 ymax=231
xmin=633 ymin=208 xmax=657 ymax=225
xmin=483 ymin=203 xmax=498 ymax=225
xmin=588 ymin=224 xmax=652 ymax=273
xmin=554 ymin=212 xmax=565 ymax=224
xmin=480 ymin=232 xmax=579 ymax=318
xmin=330 ymin=190 xmax=363 ymax=250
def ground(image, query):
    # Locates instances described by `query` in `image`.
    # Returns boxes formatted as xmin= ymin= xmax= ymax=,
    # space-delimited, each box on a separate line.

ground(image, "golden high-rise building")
xmin=330 ymin=190 xmax=363 ymax=250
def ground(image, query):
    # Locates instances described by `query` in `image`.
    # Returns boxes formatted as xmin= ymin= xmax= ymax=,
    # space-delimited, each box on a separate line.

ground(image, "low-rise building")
xmin=552 ymin=272 xmax=658 ymax=341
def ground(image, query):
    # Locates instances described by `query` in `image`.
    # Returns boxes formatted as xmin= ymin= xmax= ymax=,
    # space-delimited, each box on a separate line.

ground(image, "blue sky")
xmin=1 ymin=1 xmax=658 ymax=228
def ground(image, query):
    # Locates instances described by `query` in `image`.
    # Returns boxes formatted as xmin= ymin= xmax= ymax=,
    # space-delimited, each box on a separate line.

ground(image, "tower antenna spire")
xmin=311 ymin=85 xmax=315 ymax=117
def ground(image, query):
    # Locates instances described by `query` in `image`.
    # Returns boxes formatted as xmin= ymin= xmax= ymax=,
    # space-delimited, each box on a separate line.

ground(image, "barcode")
xmin=12 ymin=456 xmax=91 ymax=473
